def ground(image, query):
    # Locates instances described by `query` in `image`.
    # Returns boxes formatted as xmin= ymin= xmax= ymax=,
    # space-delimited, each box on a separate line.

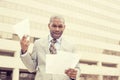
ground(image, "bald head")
xmin=48 ymin=15 xmax=65 ymax=39
xmin=49 ymin=15 xmax=65 ymax=24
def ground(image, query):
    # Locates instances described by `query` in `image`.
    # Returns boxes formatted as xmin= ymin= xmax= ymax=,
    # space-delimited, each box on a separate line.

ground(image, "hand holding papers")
xmin=13 ymin=19 xmax=30 ymax=40
xmin=46 ymin=51 xmax=80 ymax=75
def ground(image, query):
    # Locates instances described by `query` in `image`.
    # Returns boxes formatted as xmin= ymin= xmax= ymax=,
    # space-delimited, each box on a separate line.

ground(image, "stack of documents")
xmin=13 ymin=19 xmax=30 ymax=40
xmin=46 ymin=51 xmax=80 ymax=75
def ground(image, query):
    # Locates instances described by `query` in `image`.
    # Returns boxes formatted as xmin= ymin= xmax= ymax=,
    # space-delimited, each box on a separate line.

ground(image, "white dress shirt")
xmin=48 ymin=35 xmax=62 ymax=53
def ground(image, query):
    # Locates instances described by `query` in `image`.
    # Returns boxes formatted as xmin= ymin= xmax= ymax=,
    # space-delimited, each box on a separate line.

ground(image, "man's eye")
xmin=52 ymin=25 xmax=63 ymax=28
xmin=52 ymin=25 xmax=57 ymax=28
xmin=58 ymin=25 xmax=63 ymax=28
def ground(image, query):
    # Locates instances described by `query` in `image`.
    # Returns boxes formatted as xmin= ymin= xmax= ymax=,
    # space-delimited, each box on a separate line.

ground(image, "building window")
xmin=0 ymin=31 xmax=40 ymax=43
xmin=0 ymin=68 xmax=12 ymax=80
xmin=19 ymin=70 xmax=35 ymax=80
xmin=0 ymin=31 xmax=13 ymax=40
xmin=80 ymin=60 xmax=97 ymax=65
xmin=102 ymin=62 xmax=117 ymax=68
xmin=103 ymin=76 xmax=118 ymax=80
xmin=12 ymin=34 xmax=20 ymax=41
xmin=103 ymin=49 xmax=120 ymax=57
xmin=12 ymin=34 xmax=38 ymax=43
xmin=0 ymin=50 xmax=14 ymax=57
xmin=80 ymin=74 xmax=98 ymax=80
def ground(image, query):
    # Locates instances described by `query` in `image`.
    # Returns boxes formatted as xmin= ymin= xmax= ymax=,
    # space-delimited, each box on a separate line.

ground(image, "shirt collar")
xmin=48 ymin=34 xmax=62 ymax=44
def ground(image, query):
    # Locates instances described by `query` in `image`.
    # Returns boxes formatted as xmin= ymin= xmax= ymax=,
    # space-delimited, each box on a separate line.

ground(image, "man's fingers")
xmin=65 ymin=68 xmax=77 ymax=79
xmin=22 ymin=35 xmax=29 ymax=40
xmin=70 ymin=74 xmax=76 ymax=78
xmin=20 ymin=35 xmax=30 ymax=52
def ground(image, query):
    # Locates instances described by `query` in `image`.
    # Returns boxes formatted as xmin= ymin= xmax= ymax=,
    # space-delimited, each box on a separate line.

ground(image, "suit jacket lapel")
xmin=60 ymin=38 xmax=66 ymax=51
xmin=43 ymin=36 xmax=50 ymax=54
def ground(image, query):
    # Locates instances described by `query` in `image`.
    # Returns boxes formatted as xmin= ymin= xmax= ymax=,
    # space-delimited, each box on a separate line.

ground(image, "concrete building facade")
xmin=0 ymin=0 xmax=120 ymax=80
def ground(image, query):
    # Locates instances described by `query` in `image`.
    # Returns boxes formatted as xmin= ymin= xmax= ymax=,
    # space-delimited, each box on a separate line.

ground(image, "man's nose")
xmin=55 ymin=27 xmax=60 ymax=31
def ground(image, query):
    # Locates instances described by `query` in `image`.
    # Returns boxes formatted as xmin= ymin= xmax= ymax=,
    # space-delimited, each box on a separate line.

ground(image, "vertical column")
xmin=12 ymin=68 xmax=19 ymax=80
xmin=14 ymin=49 xmax=20 ymax=58
xmin=97 ymin=61 xmax=102 ymax=66
xmin=13 ymin=42 xmax=20 ymax=80
xmin=97 ymin=61 xmax=103 ymax=80
xmin=117 ymin=64 xmax=120 ymax=80
xmin=98 ymin=75 xmax=103 ymax=80
xmin=118 ymin=77 xmax=120 ymax=80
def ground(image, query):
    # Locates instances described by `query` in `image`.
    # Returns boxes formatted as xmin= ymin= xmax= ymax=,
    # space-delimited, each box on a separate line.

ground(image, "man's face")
xmin=48 ymin=18 xmax=65 ymax=39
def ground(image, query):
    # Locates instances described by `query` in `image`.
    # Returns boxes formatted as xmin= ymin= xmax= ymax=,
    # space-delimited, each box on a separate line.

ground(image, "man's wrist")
xmin=21 ymin=49 xmax=27 ymax=54
xmin=70 ymin=78 xmax=75 ymax=80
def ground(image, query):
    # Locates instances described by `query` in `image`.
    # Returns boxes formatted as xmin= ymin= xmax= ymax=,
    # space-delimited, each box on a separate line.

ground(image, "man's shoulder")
xmin=34 ymin=36 xmax=48 ymax=45
xmin=61 ymin=37 xmax=76 ymax=52
xmin=62 ymin=37 xmax=74 ymax=46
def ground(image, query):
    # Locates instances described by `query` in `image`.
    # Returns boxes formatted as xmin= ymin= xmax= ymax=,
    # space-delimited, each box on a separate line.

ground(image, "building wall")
xmin=0 ymin=0 xmax=120 ymax=80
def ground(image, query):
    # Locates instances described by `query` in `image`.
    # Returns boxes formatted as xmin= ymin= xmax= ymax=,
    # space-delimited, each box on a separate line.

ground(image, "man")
xmin=20 ymin=15 xmax=80 ymax=80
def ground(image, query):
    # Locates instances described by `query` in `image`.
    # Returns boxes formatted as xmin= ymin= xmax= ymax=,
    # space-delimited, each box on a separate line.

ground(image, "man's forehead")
xmin=52 ymin=18 xmax=62 ymax=22
xmin=51 ymin=21 xmax=64 ymax=25
xmin=51 ymin=18 xmax=64 ymax=23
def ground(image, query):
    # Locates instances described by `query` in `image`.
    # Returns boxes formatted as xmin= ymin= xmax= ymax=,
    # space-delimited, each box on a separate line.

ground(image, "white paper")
xmin=46 ymin=51 xmax=80 ymax=75
xmin=13 ymin=19 xmax=30 ymax=40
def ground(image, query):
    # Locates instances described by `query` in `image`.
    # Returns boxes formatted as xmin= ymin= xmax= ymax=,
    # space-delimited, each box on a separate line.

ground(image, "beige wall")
xmin=0 ymin=0 xmax=120 ymax=80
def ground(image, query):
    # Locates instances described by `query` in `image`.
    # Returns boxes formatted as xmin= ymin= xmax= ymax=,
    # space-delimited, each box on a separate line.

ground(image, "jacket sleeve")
xmin=75 ymin=63 xmax=81 ymax=80
xmin=20 ymin=40 xmax=38 ymax=72
xmin=73 ymin=44 xmax=81 ymax=80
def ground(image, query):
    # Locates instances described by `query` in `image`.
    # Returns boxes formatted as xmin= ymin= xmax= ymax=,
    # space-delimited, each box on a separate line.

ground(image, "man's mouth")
xmin=54 ymin=33 xmax=60 ymax=36
xmin=53 ymin=32 xmax=61 ymax=36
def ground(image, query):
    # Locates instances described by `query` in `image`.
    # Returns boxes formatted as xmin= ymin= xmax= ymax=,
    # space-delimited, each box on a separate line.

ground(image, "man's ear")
xmin=48 ymin=23 xmax=50 ymax=29
xmin=64 ymin=25 xmax=66 ymax=30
